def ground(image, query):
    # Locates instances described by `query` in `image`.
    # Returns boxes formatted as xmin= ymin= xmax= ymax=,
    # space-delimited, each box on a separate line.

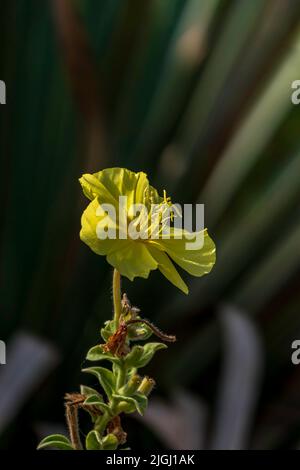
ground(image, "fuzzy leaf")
xmin=102 ymin=433 xmax=119 ymax=450
xmin=80 ymin=385 xmax=103 ymax=400
xmin=83 ymin=394 xmax=112 ymax=415
xmin=100 ymin=320 xmax=116 ymax=342
xmin=86 ymin=430 xmax=102 ymax=450
xmin=124 ymin=345 xmax=144 ymax=368
xmin=82 ymin=367 xmax=116 ymax=399
xmin=37 ymin=434 xmax=73 ymax=450
xmin=113 ymin=394 xmax=136 ymax=414
xmin=133 ymin=393 xmax=148 ymax=415
xmin=113 ymin=393 xmax=148 ymax=415
xmin=113 ymin=362 xmax=122 ymax=375
xmin=86 ymin=345 xmax=121 ymax=364
xmin=126 ymin=343 xmax=167 ymax=368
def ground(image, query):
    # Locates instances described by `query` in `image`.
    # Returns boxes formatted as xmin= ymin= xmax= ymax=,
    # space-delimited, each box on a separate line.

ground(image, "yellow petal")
xmin=80 ymin=168 xmax=150 ymax=208
xmin=79 ymin=167 xmax=216 ymax=291
xmin=80 ymin=197 xmax=128 ymax=256
xmin=106 ymin=242 xmax=158 ymax=281
xmin=147 ymin=245 xmax=188 ymax=294
xmin=79 ymin=173 xmax=117 ymax=205
xmin=148 ymin=229 xmax=216 ymax=277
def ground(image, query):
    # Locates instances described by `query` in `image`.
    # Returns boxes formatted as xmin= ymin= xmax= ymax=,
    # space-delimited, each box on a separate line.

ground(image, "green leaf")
xmin=100 ymin=320 xmax=116 ymax=342
xmin=113 ymin=393 xmax=148 ymax=415
xmin=113 ymin=361 xmax=122 ymax=373
xmin=80 ymin=385 xmax=103 ymax=400
xmin=37 ymin=434 xmax=73 ymax=450
xmin=102 ymin=433 xmax=119 ymax=450
xmin=113 ymin=394 xmax=136 ymax=414
xmin=82 ymin=367 xmax=116 ymax=399
xmin=133 ymin=393 xmax=148 ymax=415
xmin=83 ymin=394 xmax=112 ymax=415
xmin=124 ymin=345 xmax=144 ymax=368
xmin=83 ymin=393 xmax=104 ymax=404
xmin=127 ymin=366 xmax=138 ymax=375
xmin=100 ymin=329 xmax=111 ymax=342
xmin=86 ymin=430 xmax=102 ymax=450
xmin=86 ymin=345 xmax=121 ymax=365
xmin=139 ymin=342 xmax=167 ymax=367
xmin=126 ymin=343 xmax=167 ymax=368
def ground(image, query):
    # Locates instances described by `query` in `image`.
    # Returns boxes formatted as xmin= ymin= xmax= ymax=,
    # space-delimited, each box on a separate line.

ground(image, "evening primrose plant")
xmin=38 ymin=168 xmax=216 ymax=450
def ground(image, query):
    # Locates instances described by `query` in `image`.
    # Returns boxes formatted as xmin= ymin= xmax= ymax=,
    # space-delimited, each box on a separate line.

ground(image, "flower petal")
xmin=79 ymin=167 xmax=216 ymax=291
xmin=79 ymin=173 xmax=117 ymax=204
xmin=80 ymin=197 xmax=128 ymax=256
xmin=106 ymin=242 xmax=158 ymax=281
xmin=147 ymin=245 xmax=188 ymax=294
xmin=149 ymin=229 xmax=216 ymax=277
xmin=80 ymin=168 xmax=151 ymax=208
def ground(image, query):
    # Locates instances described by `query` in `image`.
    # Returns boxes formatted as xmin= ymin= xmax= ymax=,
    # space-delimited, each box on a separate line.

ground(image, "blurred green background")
xmin=1 ymin=0 xmax=300 ymax=450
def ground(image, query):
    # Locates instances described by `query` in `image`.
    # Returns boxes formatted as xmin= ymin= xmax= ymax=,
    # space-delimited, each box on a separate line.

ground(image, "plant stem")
xmin=95 ymin=411 xmax=111 ymax=435
xmin=116 ymin=363 xmax=126 ymax=390
xmin=113 ymin=269 xmax=122 ymax=325
xmin=65 ymin=403 xmax=83 ymax=450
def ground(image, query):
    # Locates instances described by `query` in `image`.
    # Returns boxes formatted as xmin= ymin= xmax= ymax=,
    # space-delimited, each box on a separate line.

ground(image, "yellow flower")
xmin=79 ymin=168 xmax=216 ymax=294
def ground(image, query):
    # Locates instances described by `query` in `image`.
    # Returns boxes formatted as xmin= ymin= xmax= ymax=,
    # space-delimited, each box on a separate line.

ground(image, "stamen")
xmin=159 ymin=190 xmax=175 ymax=223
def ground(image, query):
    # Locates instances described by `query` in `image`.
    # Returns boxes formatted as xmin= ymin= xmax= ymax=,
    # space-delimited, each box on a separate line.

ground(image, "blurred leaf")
xmin=0 ymin=333 xmax=59 ymax=435
xmin=37 ymin=434 xmax=73 ymax=450
xmin=210 ymin=305 xmax=263 ymax=449
xmin=200 ymin=27 xmax=300 ymax=227
xmin=137 ymin=389 xmax=207 ymax=450
xmin=234 ymin=216 xmax=300 ymax=312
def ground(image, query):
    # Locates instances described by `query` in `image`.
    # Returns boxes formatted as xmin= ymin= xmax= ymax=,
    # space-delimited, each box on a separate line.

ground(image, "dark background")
xmin=1 ymin=0 xmax=300 ymax=450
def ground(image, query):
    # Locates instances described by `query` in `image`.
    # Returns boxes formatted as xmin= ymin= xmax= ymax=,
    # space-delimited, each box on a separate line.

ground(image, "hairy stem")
xmin=65 ymin=403 xmax=83 ymax=450
xmin=95 ymin=411 xmax=111 ymax=435
xmin=113 ymin=269 xmax=122 ymax=325
xmin=116 ymin=363 xmax=126 ymax=390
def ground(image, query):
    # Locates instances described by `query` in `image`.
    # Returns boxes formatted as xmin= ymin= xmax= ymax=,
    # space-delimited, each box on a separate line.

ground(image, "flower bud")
xmin=137 ymin=376 xmax=155 ymax=396
xmin=119 ymin=374 xmax=141 ymax=395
